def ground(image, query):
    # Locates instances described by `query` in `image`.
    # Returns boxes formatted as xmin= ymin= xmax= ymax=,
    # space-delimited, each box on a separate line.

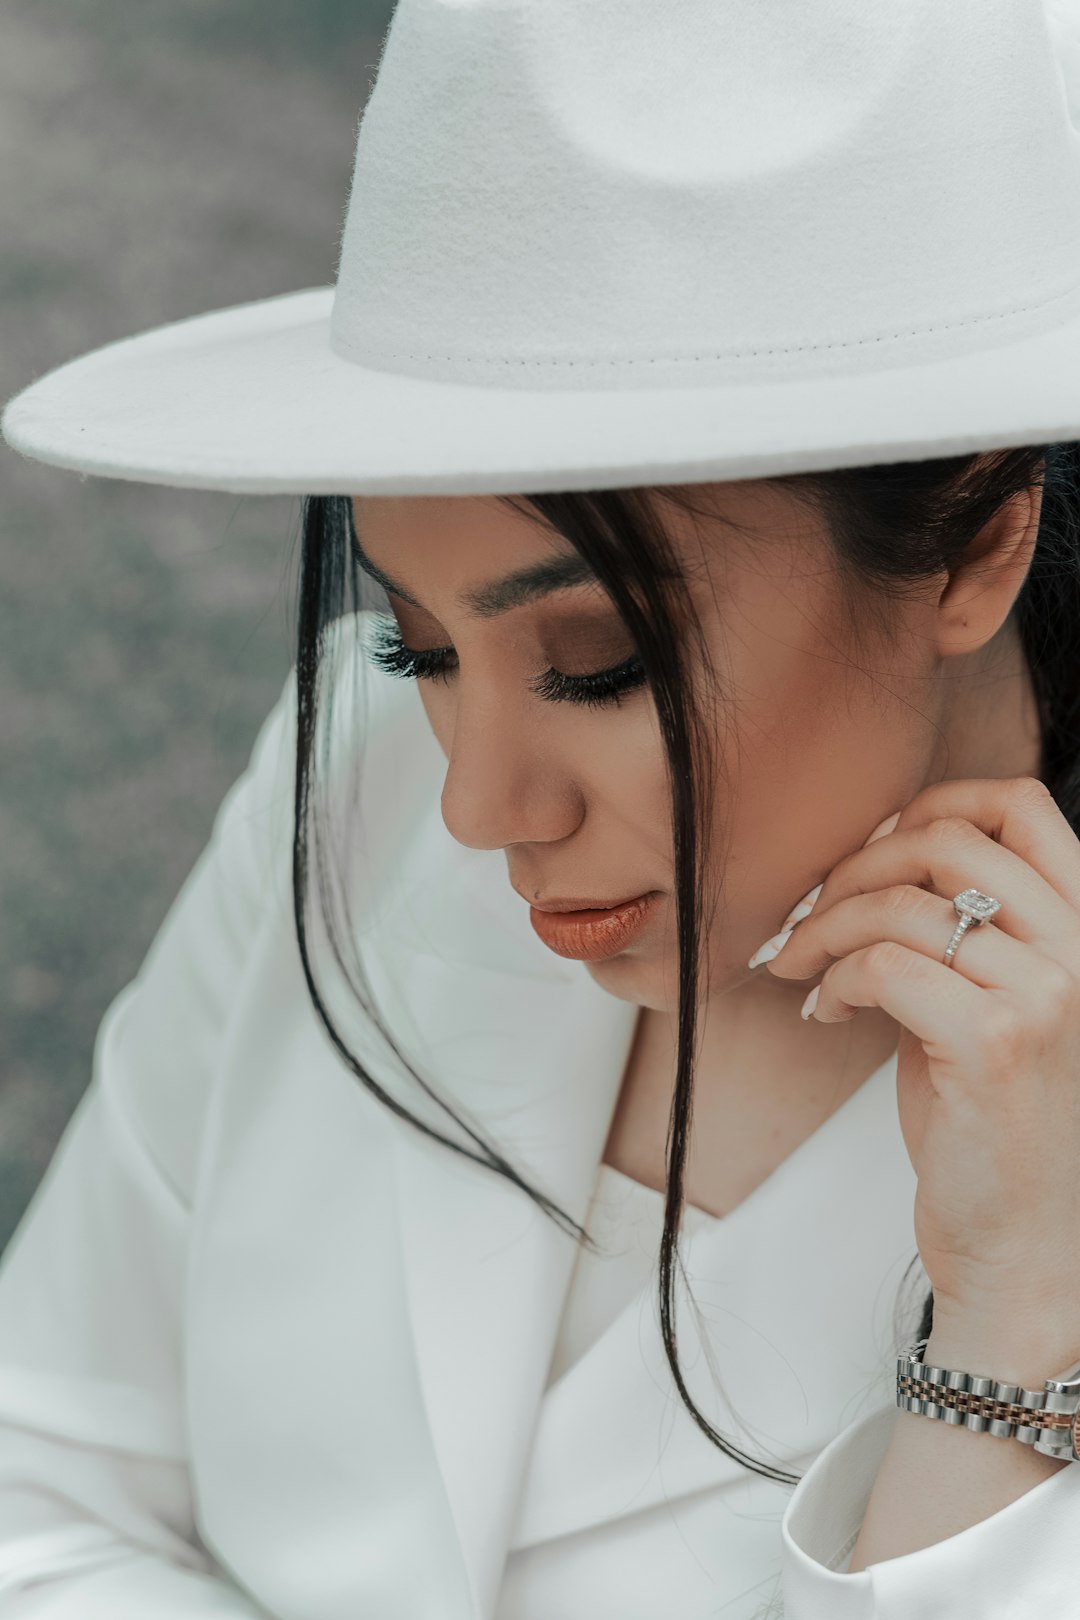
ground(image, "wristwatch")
xmin=897 ymin=1336 xmax=1080 ymax=1461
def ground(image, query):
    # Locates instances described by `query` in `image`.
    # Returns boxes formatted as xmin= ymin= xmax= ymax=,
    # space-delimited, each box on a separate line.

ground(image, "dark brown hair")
xmin=290 ymin=441 xmax=1080 ymax=1489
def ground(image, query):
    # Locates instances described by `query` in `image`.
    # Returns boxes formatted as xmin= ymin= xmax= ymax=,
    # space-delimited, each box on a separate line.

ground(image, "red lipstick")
xmin=528 ymin=892 xmax=660 ymax=961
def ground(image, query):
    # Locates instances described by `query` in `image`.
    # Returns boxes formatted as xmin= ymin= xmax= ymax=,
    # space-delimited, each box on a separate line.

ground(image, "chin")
xmin=584 ymin=954 xmax=676 ymax=1013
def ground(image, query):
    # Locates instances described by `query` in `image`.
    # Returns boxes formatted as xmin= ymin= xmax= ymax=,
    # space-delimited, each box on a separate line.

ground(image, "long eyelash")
xmin=363 ymin=614 xmax=647 ymax=711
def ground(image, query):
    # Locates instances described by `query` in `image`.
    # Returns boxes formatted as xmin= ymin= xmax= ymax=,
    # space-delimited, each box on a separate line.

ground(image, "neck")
xmin=934 ymin=613 xmax=1043 ymax=784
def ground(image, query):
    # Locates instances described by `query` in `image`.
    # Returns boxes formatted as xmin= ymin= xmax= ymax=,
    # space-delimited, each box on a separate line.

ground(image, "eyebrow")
xmin=351 ymin=528 xmax=600 ymax=618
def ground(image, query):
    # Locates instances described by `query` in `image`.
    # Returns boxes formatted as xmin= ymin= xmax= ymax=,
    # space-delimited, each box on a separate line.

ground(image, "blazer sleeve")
xmin=0 ymin=664 xmax=299 ymax=1618
xmin=780 ymin=1399 xmax=1080 ymax=1616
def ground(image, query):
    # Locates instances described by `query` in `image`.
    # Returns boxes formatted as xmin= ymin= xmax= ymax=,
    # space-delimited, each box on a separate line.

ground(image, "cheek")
xmin=728 ymin=631 xmax=918 ymax=825
xmin=710 ymin=678 xmax=921 ymax=943
xmin=585 ymin=705 xmax=671 ymax=835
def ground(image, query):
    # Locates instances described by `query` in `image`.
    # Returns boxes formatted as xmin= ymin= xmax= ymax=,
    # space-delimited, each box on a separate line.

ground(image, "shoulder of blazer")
xmin=98 ymin=609 xmax=435 ymax=1213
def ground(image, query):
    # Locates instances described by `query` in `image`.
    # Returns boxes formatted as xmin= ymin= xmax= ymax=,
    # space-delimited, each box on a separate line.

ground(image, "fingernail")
xmin=864 ymin=809 xmax=902 ymax=846
xmin=780 ymin=881 xmax=823 ymax=933
xmin=747 ymin=926 xmax=794 ymax=970
xmin=800 ymin=985 xmax=820 ymax=1020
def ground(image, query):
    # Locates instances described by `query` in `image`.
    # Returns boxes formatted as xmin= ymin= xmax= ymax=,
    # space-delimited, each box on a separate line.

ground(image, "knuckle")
xmin=1006 ymin=775 xmax=1054 ymax=812
xmin=978 ymin=1001 xmax=1025 ymax=1058
xmin=1036 ymin=957 xmax=1077 ymax=1018
xmin=909 ymin=884 xmax=945 ymax=923
xmin=926 ymin=814 xmax=976 ymax=852
xmin=863 ymin=938 xmax=911 ymax=978
xmin=877 ymin=883 xmax=912 ymax=921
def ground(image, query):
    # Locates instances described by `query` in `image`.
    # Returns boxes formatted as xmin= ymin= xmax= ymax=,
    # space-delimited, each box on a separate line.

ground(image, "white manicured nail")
xmin=747 ymin=926 xmax=794 ymax=969
xmin=800 ymin=985 xmax=821 ymax=1020
xmin=781 ymin=882 xmax=823 ymax=932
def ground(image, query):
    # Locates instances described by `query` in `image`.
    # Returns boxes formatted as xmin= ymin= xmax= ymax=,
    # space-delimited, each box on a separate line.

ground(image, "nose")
xmin=438 ymin=697 xmax=581 ymax=852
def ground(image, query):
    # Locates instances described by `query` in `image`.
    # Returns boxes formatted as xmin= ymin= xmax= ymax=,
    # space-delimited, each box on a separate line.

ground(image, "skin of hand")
xmin=759 ymin=777 xmax=1080 ymax=1334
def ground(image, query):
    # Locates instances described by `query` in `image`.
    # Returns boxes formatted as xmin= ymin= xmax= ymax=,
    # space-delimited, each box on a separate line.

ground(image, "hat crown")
xmin=329 ymin=0 xmax=1080 ymax=393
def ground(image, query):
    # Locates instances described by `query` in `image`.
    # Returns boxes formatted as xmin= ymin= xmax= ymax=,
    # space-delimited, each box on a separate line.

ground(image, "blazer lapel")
xmin=509 ymin=1044 xmax=919 ymax=1551
xmin=349 ymin=794 xmax=640 ymax=1620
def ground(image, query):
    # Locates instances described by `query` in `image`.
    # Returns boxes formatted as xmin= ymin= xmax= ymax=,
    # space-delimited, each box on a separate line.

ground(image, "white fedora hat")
xmin=5 ymin=0 xmax=1080 ymax=498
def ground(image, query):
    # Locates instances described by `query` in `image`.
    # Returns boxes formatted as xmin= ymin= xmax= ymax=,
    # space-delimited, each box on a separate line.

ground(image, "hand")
xmin=755 ymin=777 xmax=1080 ymax=1330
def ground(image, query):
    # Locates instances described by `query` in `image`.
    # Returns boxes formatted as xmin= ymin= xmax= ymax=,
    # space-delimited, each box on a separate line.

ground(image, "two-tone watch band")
xmin=896 ymin=1336 xmax=1080 ymax=1462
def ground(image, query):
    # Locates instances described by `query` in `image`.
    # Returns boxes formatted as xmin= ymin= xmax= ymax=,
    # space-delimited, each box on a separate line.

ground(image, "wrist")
xmin=923 ymin=1313 xmax=1080 ymax=1390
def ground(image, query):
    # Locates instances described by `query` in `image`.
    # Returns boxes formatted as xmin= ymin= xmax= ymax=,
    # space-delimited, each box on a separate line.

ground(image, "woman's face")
xmin=350 ymin=481 xmax=1041 ymax=1016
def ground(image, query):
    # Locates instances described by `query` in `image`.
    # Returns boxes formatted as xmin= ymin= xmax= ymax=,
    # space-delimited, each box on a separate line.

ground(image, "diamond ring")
xmin=943 ymin=887 xmax=1001 ymax=967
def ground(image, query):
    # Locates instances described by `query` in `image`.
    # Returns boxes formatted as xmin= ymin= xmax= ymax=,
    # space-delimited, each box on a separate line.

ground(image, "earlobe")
xmin=934 ymin=481 xmax=1043 ymax=660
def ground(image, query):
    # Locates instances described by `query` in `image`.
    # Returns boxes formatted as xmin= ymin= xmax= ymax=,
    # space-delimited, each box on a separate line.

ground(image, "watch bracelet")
xmin=896 ymin=1336 xmax=1080 ymax=1461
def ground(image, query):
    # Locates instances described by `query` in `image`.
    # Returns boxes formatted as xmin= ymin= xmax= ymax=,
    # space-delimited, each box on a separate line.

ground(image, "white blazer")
xmin=2 ymin=608 xmax=1079 ymax=1620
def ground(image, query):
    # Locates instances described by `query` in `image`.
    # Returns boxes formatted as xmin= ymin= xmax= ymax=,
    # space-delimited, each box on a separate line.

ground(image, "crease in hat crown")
xmin=327 ymin=0 xmax=1080 ymax=393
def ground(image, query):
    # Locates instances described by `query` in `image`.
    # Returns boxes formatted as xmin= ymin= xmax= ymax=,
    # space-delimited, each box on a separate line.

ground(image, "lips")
xmin=527 ymin=892 xmax=660 ymax=961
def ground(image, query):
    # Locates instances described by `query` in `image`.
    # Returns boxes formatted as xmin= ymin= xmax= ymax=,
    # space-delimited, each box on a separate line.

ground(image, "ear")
xmin=933 ymin=473 xmax=1044 ymax=659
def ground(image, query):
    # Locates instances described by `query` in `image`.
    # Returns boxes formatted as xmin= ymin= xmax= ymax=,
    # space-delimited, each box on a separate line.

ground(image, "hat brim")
xmin=3 ymin=285 xmax=1080 ymax=497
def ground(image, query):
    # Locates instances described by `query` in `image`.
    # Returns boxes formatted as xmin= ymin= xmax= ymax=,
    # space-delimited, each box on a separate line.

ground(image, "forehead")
xmin=353 ymin=482 xmax=810 ymax=540
xmin=351 ymin=495 xmax=600 ymax=617
xmin=350 ymin=482 xmax=825 ymax=597
xmin=352 ymin=494 xmax=553 ymax=543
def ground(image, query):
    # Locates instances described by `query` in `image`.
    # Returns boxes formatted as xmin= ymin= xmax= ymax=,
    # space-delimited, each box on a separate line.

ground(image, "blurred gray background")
xmin=1 ymin=0 xmax=396 ymax=1252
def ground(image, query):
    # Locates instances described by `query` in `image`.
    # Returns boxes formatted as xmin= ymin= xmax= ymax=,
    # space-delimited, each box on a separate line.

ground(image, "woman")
xmin=4 ymin=1 xmax=1080 ymax=1615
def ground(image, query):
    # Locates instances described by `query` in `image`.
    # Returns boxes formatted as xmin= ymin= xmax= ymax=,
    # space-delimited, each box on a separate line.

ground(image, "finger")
xmin=809 ymin=939 xmax=986 ymax=1050
xmin=805 ymin=818 xmax=1079 ymax=958
xmin=766 ymin=883 xmax=1035 ymax=992
xmin=884 ymin=777 xmax=1080 ymax=914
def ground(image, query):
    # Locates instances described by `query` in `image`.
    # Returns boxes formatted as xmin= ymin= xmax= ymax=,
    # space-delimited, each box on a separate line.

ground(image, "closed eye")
xmin=363 ymin=614 xmax=647 ymax=711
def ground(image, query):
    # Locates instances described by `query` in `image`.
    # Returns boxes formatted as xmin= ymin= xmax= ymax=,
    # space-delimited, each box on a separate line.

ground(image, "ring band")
xmin=943 ymin=887 xmax=1002 ymax=967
